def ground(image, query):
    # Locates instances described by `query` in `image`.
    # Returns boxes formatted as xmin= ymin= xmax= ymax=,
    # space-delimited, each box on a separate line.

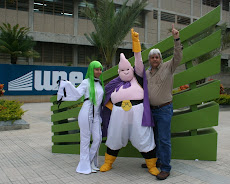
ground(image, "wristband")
xmin=174 ymin=38 xmax=180 ymax=41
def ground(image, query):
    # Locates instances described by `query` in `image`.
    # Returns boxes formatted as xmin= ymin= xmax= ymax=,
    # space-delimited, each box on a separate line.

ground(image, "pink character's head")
xmin=118 ymin=53 xmax=134 ymax=81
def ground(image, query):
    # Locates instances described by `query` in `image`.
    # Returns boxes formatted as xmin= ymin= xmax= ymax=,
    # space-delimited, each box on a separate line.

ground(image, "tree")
xmin=0 ymin=23 xmax=39 ymax=64
xmin=190 ymin=23 xmax=230 ymax=84
xmin=82 ymin=0 xmax=147 ymax=69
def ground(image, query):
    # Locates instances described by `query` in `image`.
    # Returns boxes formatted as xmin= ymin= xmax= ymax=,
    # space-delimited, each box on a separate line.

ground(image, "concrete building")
xmin=0 ymin=0 xmax=229 ymax=88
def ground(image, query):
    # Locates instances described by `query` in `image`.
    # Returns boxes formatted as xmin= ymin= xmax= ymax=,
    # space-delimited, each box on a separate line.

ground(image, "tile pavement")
xmin=0 ymin=102 xmax=230 ymax=184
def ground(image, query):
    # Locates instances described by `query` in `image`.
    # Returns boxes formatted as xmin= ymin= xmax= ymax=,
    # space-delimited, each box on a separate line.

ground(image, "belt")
xmin=115 ymin=100 xmax=143 ymax=107
xmin=150 ymin=101 xmax=172 ymax=109
xmin=84 ymin=98 xmax=95 ymax=118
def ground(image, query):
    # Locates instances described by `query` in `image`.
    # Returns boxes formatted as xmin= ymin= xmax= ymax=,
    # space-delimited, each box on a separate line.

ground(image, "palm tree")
xmin=0 ymin=23 xmax=39 ymax=64
xmin=189 ymin=23 xmax=230 ymax=84
xmin=82 ymin=0 xmax=147 ymax=69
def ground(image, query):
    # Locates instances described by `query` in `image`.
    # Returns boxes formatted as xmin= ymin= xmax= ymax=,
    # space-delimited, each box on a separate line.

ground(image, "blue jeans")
xmin=151 ymin=103 xmax=173 ymax=172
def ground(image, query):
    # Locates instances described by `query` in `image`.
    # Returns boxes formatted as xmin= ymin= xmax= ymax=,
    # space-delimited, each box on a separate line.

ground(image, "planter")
xmin=0 ymin=119 xmax=29 ymax=131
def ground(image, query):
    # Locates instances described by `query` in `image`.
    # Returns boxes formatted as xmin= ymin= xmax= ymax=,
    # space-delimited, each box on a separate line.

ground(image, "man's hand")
xmin=131 ymin=28 xmax=141 ymax=52
xmin=172 ymin=24 xmax=179 ymax=39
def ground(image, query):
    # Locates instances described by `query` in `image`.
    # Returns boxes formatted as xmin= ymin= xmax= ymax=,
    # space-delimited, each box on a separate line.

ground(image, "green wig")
xmin=85 ymin=61 xmax=105 ymax=105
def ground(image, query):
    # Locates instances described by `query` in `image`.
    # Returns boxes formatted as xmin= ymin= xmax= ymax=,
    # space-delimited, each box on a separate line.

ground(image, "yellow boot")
xmin=100 ymin=153 xmax=117 ymax=172
xmin=145 ymin=158 xmax=160 ymax=176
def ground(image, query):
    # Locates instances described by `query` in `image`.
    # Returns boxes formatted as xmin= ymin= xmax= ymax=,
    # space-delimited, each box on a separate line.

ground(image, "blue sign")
xmin=0 ymin=64 xmax=88 ymax=95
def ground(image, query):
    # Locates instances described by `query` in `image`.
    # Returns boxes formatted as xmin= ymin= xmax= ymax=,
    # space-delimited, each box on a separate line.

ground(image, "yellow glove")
xmin=131 ymin=28 xmax=141 ymax=53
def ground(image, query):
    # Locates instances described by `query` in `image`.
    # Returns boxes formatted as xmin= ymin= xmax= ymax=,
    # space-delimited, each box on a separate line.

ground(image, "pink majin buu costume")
xmin=100 ymin=29 xmax=160 ymax=176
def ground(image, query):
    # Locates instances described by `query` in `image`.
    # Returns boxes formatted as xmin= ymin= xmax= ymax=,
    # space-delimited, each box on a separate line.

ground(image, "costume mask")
xmin=118 ymin=53 xmax=134 ymax=82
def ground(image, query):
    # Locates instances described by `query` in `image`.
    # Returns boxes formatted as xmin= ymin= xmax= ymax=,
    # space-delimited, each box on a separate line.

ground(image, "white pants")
xmin=76 ymin=105 xmax=102 ymax=174
xmin=106 ymin=103 xmax=155 ymax=153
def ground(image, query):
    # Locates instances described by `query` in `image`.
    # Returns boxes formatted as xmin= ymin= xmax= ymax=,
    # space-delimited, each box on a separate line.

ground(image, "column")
xmin=28 ymin=0 xmax=34 ymax=31
xmin=73 ymin=45 xmax=78 ymax=66
xmin=220 ymin=0 xmax=223 ymax=22
xmin=29 ymin=0 xmax=34 ymax=65
xmin=200 ymin=0 xmax=203 ymax=17
xmin=74 ymin=0 xmax=79 ymax=36
xmin=144 ymin=11 xmax=148 ymax=43
xmin=190 ymin=0 xmax=193 ymax=23
xmin=157 ymin=0 xmax=161 ymax=42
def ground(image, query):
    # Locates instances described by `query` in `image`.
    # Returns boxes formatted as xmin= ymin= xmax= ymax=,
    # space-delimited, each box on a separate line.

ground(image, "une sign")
xmin=34 ymin=71 xmax=83 ymax=91
xmin=8 ymin=70 xmax=83 ymax=91
xmin=0 ymin=64 xmax=87 ymax=95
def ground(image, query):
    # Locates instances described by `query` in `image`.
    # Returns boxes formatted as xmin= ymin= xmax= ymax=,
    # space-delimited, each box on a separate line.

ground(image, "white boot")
xmin=91 ymin=168 xmax=97 ymax=173
xmin=91 ymin=162 xmax=100 ymax=171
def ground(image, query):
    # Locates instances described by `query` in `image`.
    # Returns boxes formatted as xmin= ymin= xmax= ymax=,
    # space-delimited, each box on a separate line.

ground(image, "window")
xmin=78 ymin=0 xmax=95 ymax=19
xmin=134 ymin=11 xmax=145 ymax=28
xmin=202 ymin=0 xmax=220 ymax=7
xmin=78 ymin=45 xmax=97 ymax=65
xmin=0 ymin=0 xmax=5 ymax=8
xmin=43 ymin=42 xmax=53 ymax=63
xmin=44 ymin=0 xmax=54 ymax=15
xmin=63 ymin=0 xmax=73 ymax=16
xmin=0 ymin=0 xmax=29 ymax=11
xmin=64 ymin=44 xmax=73 ymax=63
xmin=34 ymin=42 xmax=73 ymax=64
xmin=54 ymin=1 xmax=63 ymax=15
xmin=18 ymin=0 xmax=29 ymax=11
xmin=34 ymin=0 xmax=45 ymax=13
xmin=177 ymin=15 xmax=190 ymax=25
xmin=6 ymin=0 xmax=16 ymax=10
xmin=53 ymin=43 xmax=63 ymax=63
xmin=34 ymin=0 xmax=73 ymax=17
xmin=33 ymin=42 xmax=42 ymax=63
xmin=153 ymin=10 xmax=158 ymax=19
xmin=223 ymin=0 xmax=230 ymax=11
xmin=161 ymin=12 xmax=175 ymax=23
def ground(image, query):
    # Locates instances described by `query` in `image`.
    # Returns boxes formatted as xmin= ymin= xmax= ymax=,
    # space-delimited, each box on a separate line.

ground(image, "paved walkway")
xmin=0 ymin=103 xmax=230 ymax=184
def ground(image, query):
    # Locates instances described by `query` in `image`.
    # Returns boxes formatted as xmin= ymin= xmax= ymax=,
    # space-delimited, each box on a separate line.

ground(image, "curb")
xmin=0 ymin=119 xmax=30 ymax=131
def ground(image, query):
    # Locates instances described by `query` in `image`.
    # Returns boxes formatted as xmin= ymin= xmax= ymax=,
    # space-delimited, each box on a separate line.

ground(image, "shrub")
xmin=0 ymin=84 xmax=5 ymax=96
xmin=180 ymin=85 xmax=189 ymax=91
xmin=214 ymin=94 xmax=230 ymax=105
xmin=0 ymin=99 xmax=26 ymax=123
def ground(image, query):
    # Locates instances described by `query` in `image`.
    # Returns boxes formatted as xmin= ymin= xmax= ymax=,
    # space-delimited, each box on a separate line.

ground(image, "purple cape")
xmin=101 ymin=68 xmax=154 ymax=137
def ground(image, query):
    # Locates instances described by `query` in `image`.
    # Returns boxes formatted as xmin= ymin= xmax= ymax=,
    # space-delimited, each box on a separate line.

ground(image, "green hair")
xmin=85 ymin=61 xmax=105 ymax=105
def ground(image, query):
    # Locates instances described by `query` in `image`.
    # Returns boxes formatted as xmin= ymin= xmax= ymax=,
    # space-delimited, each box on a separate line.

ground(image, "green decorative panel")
xmin=99 ymin=142 xmax=142 ymax=158
xmin=50 ymin=6 xmax=221 ymax=161
xmin=51 ymin=107 xmax=81 ymax=122
xmin=52 ymin=121 xmax=79 ymax=133
xmin=171 ymin=101 xmax=219 ymax=133
xmin=173 ymin=80 xmax=220 ymax=109
xmin=171 ymin=128 xmax=217 ymax=161
xmin=52 ymin=144 xmax=80 ymax=154
xmin=179 ymin=31 xmax=221 ymax=65
xmin=52 ymin=133 xmax=80 ymax=143
xmin=173 ymin=55 xmax=221 ymax=88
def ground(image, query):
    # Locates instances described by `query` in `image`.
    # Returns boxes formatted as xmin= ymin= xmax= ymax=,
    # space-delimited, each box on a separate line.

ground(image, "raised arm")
xmin=131 ymin=28 xmax=144 ymax=77
xmin=170 ymin=24 xmax=183 ymax=73
xmin=57 ymin=79 xmax=87 ymax=101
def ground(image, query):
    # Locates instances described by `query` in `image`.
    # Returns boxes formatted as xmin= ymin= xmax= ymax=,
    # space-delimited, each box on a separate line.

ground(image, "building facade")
xmin=0 ymin=0 xmax=229 ymax=67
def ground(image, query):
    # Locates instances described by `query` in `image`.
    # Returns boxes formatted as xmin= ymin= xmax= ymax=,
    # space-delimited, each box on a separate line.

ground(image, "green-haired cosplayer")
xmin=57 ymin=61 xmax=105 ymax=174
